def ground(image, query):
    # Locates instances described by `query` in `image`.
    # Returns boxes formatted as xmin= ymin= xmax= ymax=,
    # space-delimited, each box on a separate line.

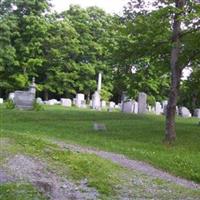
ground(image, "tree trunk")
xmin=44 ymin=89 xmax=49 ymax=101
xmin=165 ymin=0 xmax=185 ymax=143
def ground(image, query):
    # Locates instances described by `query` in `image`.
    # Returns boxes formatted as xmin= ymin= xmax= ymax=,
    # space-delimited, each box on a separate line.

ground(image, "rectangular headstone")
xmin=138 ymin=92 xmax=147 ymax=114
xmin=194 ymin=109 xmax=200 ymax=118
xmin=76 ymin=93 xmax=85 ymax=108
xmin=61 ymin=98 xmax=72 ymax=107
xmin=14 ymin=91 xmax=35 ymax=109
xmin=155 ymin=102 xmax=162 ymax=115
xmin=0 ymin=98 xmax=3 ymax=104
xmin=122 ymin=101 xmax=134 ymax=113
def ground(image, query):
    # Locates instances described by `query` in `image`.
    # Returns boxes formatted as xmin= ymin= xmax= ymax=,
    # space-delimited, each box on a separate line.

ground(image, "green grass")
xmin=0 ymin=105 xmax=200 ymax=183
xmin=0 ymin=183 xmax=45 ymax=200
xmin=0 ymin=133 xmax=121 ymax=197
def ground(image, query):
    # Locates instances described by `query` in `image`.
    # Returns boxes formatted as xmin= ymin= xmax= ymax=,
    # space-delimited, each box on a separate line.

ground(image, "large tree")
xmin=122 ymin=0 xmax=200 ymax=142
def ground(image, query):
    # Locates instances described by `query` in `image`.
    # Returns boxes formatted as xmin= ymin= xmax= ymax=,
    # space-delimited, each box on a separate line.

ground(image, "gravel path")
xmin=3 ymin=154 xmax=99 ymax=200
xmin=54 ymin=141 xmax=200 ymax=190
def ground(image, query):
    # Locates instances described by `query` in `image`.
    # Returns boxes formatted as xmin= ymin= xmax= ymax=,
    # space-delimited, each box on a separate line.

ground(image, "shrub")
xmin=33 ymin=101 xmax=44 ymax=111
xmin=5 ymin=99 xmax=15 ymax=109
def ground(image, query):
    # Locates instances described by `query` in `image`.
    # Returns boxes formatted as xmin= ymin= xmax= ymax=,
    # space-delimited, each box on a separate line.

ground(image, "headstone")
xmin=8 ymin=93 xmax=15 ymax=101
xmin=13 ymin=78 xmax=36 ymax=110
xmin=155 ymin=102 xmax=162 ymax=115
xmin=76 ymin=93 xmax=85 ymax=108
xmin=14 ymin=91 xmax=35 ymax=109
xmin=133 ymin=101 xmax=138 ymax=114
xmin=36 ymin=97 xmax=43 ymax=104
xmin=101 ymin=100 xmax=106 ymax=108
xmin=92 ymin=91 xmax=101 ymax=110
xmin=93 ymin=123 xmax=106 ymax=131
xmin=0 ymin=98 xmax=3 ymax=104
xmin=162 ymin=100 xmax=168 ymax=115
xmin=122 ymin=101 xmax=134 ymax=113
xmin=194 ymin=109 xmax=200 ymax=118
xmin=73 ymin=98 xmax=76 ymax=105
xmin=109 ymin=101 xmax=115 ymax=109
xmin=138 ymin=92 xmax=147 ymax=114
xmin=61 ymin=98 xmax=72 ymax=107
xmin=179 ymin=107 xmax=191 ymax=118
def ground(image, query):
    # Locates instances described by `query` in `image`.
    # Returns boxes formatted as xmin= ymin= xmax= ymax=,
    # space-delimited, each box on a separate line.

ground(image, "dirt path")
xmin=3 ymin=154 xmax=99 ymax=200
xmin=54 ymin=141 xmax=200 ymax=190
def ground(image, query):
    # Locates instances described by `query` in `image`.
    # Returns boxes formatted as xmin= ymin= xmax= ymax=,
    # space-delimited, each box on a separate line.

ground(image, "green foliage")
xmin=147 ymin=95 xmax=156 ymax=107
xmin=32 ymin=101 xmax=44 ymax=111
xmin=5 ymin=99 xmax=15 ymax=109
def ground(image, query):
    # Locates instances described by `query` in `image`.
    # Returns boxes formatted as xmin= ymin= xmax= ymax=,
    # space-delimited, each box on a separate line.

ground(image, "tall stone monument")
xmin=138 ymin=92 xmax=147 ymax=114
xmin=92 ymin=72 xmax=102 ymax=110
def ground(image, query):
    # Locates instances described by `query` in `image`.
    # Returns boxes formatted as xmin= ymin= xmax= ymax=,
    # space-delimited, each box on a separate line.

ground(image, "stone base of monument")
xmin=14 ymin=91 xmax=35 ymax=110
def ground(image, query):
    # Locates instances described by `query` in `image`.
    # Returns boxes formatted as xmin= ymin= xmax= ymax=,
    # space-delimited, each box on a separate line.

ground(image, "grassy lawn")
xmin=0 ymin=104 xmax=200 ymax=184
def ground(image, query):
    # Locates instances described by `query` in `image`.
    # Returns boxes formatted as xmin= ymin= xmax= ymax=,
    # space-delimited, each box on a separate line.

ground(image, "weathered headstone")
xmin=162 ymin=100 xmax=168 ymax=115
xmin=101 ymin=100 xmax=106 ymax=108
xmin=76 ymin=93 xmax=85 ymax=108
xmin=138 ymin=92 xmax=147 ymax=114
xmin=8 ymin=93 xmax=15 ymax=101
xmin=179 ymin=107 xmax=191 ymax=118
xmin=61 ymin=98 xmax=72 ymax=107
xmin=14 ymin=78 xmax=36 ymax=110
xmin=133 ymin=101 xmax=138 ymax=114
xmin=122 ymin=101 xmax=134 ymax=113
xmin=109 ymin=101 xmax=115 ymax=109
xmin=0 ymin=98 xmax=3 ymax=104
xmin=194 ymin=109 xmax=200 ymax=118
xmin=36 ymin=97 xmax=43 ymax=104
xmin=92 ymin=91 xmax=101 ymax=110
xmin=93 ymin=123 xmax=106 ymax=131
xmin=155 ymin=102 xmax=162 ymax=115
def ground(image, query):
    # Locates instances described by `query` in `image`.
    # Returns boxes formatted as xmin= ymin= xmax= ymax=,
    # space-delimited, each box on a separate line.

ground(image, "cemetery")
xmin=0 ymin=0 xmax=200 ymax=199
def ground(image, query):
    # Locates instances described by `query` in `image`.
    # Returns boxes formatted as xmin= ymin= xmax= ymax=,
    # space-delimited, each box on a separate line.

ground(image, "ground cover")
xmin=0 ymin=104 xmax=200 ymax=185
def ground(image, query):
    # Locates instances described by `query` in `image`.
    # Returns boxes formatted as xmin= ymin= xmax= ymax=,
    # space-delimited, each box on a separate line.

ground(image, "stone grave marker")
xmin=138 ymin=92 xmax=147 ymax=114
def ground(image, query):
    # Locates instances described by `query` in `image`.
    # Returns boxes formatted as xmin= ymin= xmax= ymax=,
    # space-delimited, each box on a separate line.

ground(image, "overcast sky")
xmin=51 ymin=0 xmax=129 ymax=14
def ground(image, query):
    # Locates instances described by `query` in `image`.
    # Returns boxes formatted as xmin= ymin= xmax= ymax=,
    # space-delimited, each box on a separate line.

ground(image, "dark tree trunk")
xmin=165 ymin=0 xmax=185 ymax=143
xmin=44 ymin=89 xmax=49 ymax=101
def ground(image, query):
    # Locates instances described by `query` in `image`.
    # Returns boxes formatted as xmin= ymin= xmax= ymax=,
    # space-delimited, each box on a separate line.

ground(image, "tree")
xmin=122 ymin=0 xmax=200 ymax=142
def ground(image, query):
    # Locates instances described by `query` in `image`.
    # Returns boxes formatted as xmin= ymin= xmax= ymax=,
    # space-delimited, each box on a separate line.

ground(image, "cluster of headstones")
xmin=121 ymin=92 xmax=200 ymax=118
xmin=35 ymin=93 xmax=120 ymax=111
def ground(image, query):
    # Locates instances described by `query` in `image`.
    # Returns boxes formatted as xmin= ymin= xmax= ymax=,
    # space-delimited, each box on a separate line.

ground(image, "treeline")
xmin=0 ymin=0 xmax=199 ymax=110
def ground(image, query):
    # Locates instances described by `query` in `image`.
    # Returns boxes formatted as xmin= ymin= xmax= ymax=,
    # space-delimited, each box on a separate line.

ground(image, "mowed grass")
xmin=0 ymin=105 xmax=200 ymax=183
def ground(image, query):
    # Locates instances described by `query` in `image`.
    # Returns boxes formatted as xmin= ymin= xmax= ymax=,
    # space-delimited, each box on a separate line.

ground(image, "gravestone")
xmin=194 ymin=109 xmax=200 ymax=118
xmin=76 ymin=93 xmax=85 ymax=108
xmin=93 ymin=123 xmax=106 ymax=131
xmin=0 ymin=98 xmax=3 ymax=104
xmin=48 ymin=99 xmax=58 ymax=105
xmin=122 ymin=101 xmax=134 ymax=113
xmin=101 ymin=100 xmax=106 ymax=108
xmin=36 ymin=97 xmax=43 ymax=104
xmin=92 ymin=72 xmax=102 ymax=110
xmin=133 ymin=101 xmax=138 ymax=114
xmin=138 ymin=92 xmax=147 ymax=114
xmin=179 ymin=107 xmax=191 ymax=118
xmin=162 ymin=100 xmax=168 ymax=115
xmin=8 ymin=93 xmax=15 ymax=101
xmin=61 ymin=98 xmax=72 ymax=107
xmin=109 ymin=101 xmax=115 ymax=109
xmin=155 ymin=102 xmax=162 ymax=115
xmin=92 ymin=91 xmax=101 ymax=110
xmin=14 ymin=78 xmax=36 ymax=110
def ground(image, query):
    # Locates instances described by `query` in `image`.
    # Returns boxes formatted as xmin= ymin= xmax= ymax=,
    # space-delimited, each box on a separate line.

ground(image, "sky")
xmin=51 ymin=0 xmax=129 ymax=14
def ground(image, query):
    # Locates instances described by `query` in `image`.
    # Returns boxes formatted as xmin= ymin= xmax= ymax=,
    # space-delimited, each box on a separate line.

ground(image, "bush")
xmin=33 ymin=101 xmax=44 ymax=111
xmin=5 ymin=99 xmax=15 ymax=109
